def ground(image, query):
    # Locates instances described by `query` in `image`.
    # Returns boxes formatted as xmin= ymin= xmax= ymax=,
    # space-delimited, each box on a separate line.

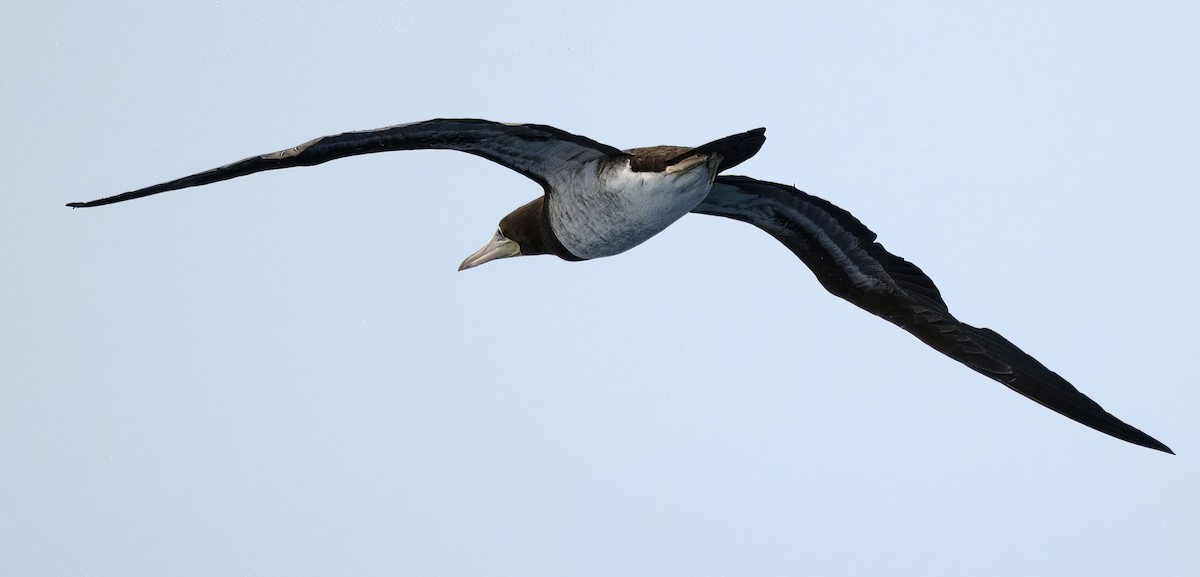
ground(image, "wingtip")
xmin=67 ymin=197 xmax=116 ymax=208
xmin=1120 ymin=428 xmax=1173 ymax=454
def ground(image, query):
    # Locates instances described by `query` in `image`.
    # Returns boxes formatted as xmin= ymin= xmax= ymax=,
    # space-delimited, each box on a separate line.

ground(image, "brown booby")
xmin=67 ymin=118 xmax=1172 ymax=454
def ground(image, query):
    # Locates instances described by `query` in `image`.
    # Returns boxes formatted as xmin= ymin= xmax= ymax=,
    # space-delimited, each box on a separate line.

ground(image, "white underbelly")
xmin=547 ymin=158 xmax=715 ymax=259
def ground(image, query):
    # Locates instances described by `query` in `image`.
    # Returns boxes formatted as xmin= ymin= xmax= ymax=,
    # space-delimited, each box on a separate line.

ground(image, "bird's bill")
xmin=458 ymin=231 xmax=522 ymax=271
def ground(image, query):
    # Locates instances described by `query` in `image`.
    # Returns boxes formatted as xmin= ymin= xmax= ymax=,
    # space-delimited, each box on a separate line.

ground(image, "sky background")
xmin=3 ymin=1 xmax=1198 ymax=575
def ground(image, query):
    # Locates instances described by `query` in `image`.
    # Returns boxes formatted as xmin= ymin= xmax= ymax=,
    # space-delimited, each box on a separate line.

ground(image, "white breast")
xmin=546 ymin=156 xmax=717 ymax=259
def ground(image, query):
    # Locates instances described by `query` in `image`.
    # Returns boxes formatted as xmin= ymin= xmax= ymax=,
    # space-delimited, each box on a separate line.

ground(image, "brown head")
xmin=458 ymin=197 xmax=583 ymax=271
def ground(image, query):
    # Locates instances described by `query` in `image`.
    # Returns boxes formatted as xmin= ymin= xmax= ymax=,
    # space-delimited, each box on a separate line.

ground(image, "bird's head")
xmin=458 ymin=197 xmax=561 ymax=271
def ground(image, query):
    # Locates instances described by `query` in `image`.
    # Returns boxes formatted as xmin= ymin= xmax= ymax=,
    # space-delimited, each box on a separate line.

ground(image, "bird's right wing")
xmin=693 ymin=175 xmax=1172 ymax=453
xmin=67 ymin=118 xmax=626 ymax=208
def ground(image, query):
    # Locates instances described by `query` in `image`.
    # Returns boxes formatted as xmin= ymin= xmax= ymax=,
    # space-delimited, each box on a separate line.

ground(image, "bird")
xmin=67 ymin=118 xmax=1172 ymax=454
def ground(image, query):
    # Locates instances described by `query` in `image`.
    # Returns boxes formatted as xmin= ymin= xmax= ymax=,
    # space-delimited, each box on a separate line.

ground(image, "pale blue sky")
xmin=3 ymin=1 xmax=1198 ymax=575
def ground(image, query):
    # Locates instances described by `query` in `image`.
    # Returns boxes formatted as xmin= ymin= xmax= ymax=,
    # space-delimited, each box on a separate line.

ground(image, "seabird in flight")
xmin=67 ymin=118 xmax=1172 ymax=454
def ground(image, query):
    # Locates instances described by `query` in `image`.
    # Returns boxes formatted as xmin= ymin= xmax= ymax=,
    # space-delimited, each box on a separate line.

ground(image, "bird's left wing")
xmin=67 ymin=118 xmax=625 ymax=207
xmin=693 ymin=175 xmax=1172 ymax=453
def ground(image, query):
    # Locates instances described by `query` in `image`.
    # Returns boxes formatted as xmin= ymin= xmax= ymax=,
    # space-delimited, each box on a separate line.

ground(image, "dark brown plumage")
xmin=496 ymin=197 xmax=580 ymax=261
xmin=697 ymin=176 xmax=1172 ymax=453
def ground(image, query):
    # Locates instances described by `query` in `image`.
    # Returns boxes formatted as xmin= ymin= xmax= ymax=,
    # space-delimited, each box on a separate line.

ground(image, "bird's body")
xmin=67 ymin=118 xmax=1173 ymax=454
xmin=548 ymin=153 xmax=718 ymax=259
